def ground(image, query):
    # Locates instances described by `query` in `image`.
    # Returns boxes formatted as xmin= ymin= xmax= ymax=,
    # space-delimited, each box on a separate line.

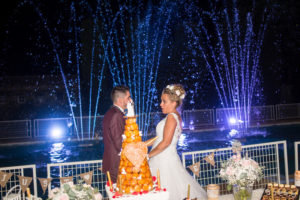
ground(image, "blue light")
xmin=229 ymin=129 xmax=239 ymax=137
xmin=67 ymin=121 xmax=73 ymax=127
xmin=178 ymin=133 xmax=187 ymax=148
xmin=229 ymin=117 xmax=237 ymax=125
xmin=189 ymin=120 xmax=195 ymax=130
xmin=51 ymin=127 xmax=64 ymax=139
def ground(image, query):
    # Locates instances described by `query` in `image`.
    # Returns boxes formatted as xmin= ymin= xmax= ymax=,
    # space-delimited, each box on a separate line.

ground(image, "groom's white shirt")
xmin=114 ymin=104 xmax=125 ymax=114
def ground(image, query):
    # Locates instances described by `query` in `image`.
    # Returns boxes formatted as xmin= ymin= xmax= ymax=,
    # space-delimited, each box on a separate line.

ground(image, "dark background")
xmin=0 ymin=0 xmax=300 ymax=120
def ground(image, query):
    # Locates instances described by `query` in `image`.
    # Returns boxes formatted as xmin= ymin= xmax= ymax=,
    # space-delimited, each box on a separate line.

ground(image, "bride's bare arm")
xmin=148 ymin=114 xmax=177 ymax=158
xmin=144 ymin=136 xmax=157 ymax=146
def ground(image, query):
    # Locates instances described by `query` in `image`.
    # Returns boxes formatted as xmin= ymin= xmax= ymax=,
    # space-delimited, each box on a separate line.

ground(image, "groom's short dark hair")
xmin=111 ymin=85 xmax=130 ymax=103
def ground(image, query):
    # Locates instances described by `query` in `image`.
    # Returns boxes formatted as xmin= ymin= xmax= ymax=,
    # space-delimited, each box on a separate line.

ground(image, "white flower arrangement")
xmin=48 ymin=181 xmax=102 ymax=200
xmin=219 ymin=154 xmax=264 ymax=188
xmin=166 ymin=85 xmax=185 ymax=100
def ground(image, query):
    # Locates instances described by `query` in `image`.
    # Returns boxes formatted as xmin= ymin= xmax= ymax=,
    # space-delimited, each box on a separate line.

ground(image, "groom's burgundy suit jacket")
xmin=102 ymin=106 xmax=125 ymax=183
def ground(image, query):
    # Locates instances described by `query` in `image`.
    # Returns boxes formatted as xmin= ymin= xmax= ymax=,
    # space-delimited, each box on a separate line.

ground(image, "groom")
xmin=102 ymin=86 xmax=131 ymax=183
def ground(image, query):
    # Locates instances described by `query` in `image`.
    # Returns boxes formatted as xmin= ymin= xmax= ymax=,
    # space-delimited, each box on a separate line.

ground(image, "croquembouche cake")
xmin=116 ymin=101 xmax=153 ymax=194
xmin=105 ymin=101 xmax=169 ymax=200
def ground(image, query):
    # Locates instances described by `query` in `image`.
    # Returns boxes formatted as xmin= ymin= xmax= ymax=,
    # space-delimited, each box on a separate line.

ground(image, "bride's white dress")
xmin=149 ymin=113 xmax=207 ymax=200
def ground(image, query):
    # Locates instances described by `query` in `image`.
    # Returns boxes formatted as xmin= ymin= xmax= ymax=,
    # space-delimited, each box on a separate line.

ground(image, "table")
xmin=105 ymin=185 xmax=169 ymax=200
xmin=107 ymin=187 xmax=299 ymax=200
xmin=220 ymin=189 xmax=264 ymax=200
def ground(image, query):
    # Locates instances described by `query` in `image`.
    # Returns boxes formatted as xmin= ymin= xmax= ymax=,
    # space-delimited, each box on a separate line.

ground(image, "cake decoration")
xmin=123 ymin=142 xmax=147 ymax=171
xmin=126 ymin=100 xmax=135 ymax=117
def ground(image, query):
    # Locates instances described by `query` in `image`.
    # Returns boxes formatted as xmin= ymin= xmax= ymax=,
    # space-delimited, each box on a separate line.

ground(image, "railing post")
xmin=295 ymin=142 xmax=299 ymax=171
xmin=47 ymin=164 xmax=51 ymax=198
xmin=33 ymin=165 xmax=38 ymax=197
xmin=275 ymin=143 xmax=281 ymax=183
xmin=283 ymin=141 xmax=289 ymax=184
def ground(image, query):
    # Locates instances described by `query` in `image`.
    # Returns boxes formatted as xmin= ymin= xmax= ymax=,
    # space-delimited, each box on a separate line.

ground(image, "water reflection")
xmin=0 ymin=124 xmax=293 ymax=169
xmin=50 ymin=143 xmax=68 ymax=163
xmin=227 ymin=129 xmax=269 ymax=139
xmin=178 ymin=133 xmax=188 ymax=149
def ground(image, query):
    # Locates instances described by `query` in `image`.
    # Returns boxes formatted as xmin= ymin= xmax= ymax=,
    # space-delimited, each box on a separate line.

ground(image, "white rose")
xmin=94 ymin=193 xmax=102 ymax=200
xmin=166 ymin=85 xmax=174 ymax=90
xmin=175 ymin=90 xmax=180 ymax=96
xmin=67 ymin=182 xmax=74 ymax=187
xmin=180 ymin=94 xmax=185 ymax=99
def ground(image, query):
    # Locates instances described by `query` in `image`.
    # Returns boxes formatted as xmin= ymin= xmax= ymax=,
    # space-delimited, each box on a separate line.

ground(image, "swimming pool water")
xmin=178 ymin=123 xmax=300 ymax=153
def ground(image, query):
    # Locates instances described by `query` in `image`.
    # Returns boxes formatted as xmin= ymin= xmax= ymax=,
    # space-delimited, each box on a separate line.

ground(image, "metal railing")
xmin=0 ymin=141 xmax=292 ymax=198
xmin=183 ymin=109 xmax=214 ymax=129
xmin=145 ymin=112 xmax=165 ymax=136
xmin=34 ymin=117 xmax=71 ymax=138
xmin=0 ymin=165 xmax=37 ymax=200
xmin=181 ymin=141 xmax=289 ymax=195
xmin=215 ymin=105 xmax=275 ymax=125
xmin=1 ymin=103 xmax=300 ymax=141
xmin=295 ymin=141 xmax=300 ymax=171
xmin=47 ymin=160 xmax=106 ymax=198
xmin=276 ymin=103 xmax=300 ymax=120
xmin=215 ymin=107 xmax=247 ymax=125
xmin=74 ymin=116 xmax=103 ymax=139
xmin=34 ymin=116 xmax=104 ymax=139
xmin=0 ymin=120 xmax=31 ymax=139
xmin=250 ymin=105 xmax=275 ymax=122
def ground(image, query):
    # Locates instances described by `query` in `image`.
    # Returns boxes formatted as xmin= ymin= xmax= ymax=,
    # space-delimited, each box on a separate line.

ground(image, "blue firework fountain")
xmin=6 ymin=0 xmax=271 ymax=139
xmin=10 ymin=0 xmax=174 ymax=140
xmin=7 ymin=0 xmax=113 ymax=140
xmin=183 ymin=0 xmax=270 ymax=135
xmin=105 ymin=1 xmax=175 ymax=139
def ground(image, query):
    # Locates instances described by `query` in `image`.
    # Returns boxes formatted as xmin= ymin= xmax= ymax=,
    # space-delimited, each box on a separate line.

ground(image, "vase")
xmin=232 ymin=184 xmax=253 ymax=200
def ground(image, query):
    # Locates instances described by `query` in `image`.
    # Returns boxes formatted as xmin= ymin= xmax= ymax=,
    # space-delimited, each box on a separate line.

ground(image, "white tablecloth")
xmin=106 ymin=187 xmax=300 ymax=200
xmin=105 ymin=185 xmax=169 ymax=200
xmin=219 ymin=189 xmax=264 ymax=200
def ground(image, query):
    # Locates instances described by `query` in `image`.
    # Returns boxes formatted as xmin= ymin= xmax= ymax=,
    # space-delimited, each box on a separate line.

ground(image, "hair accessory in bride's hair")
xmin=180 ymin=94 xmax=185 ymax=100
xmin=166 ymin=85 xmax=174 ymax=90
xmin=166 ymin=84 xmax=185 ymax=100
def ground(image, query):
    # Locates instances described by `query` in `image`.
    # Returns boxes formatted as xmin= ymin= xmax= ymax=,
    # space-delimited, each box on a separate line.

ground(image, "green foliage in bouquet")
xmin=219 ymin=154 xmax=264 ymax=188
xmin=48 ymin=180 xmax=102 ymax=200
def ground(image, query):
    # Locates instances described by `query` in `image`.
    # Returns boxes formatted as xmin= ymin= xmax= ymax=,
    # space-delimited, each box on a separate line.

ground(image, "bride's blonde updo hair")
xmin=162 ymin=84 xmax=186 ymax=108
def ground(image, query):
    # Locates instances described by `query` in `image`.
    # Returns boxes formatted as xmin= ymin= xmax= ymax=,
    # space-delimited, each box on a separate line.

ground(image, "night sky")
xmin=0 ymin=0 xmax=300 ymax=120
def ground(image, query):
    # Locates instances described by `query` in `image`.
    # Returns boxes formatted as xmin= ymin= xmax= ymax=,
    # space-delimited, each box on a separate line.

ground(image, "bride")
xmin=148 ymin=84 xmax=207 ymax=200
